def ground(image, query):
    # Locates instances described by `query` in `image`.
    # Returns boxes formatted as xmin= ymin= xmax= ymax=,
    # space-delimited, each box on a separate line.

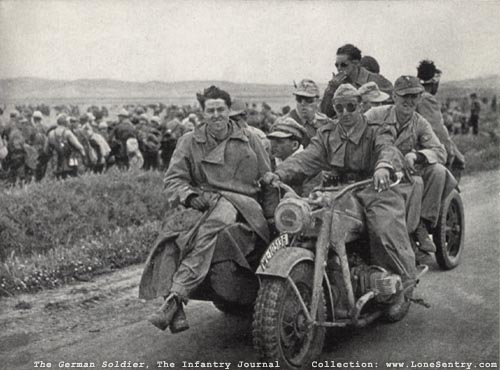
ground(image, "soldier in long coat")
xmin=143 ymin=86 xmax=276 ymax=333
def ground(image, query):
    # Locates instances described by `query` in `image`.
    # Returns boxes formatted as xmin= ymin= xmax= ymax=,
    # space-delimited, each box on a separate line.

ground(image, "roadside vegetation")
xmin=454 ymin=110 xmax=500 ymax=174
xmin=0 ymin=169 xmax=169 ymax=296
xmin=0 ymin=111 xmax=499 ymax=297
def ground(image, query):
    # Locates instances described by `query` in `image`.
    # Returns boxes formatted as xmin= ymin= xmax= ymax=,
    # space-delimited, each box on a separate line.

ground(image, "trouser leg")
xmin=419 ymin=163 xmax=454 ymax=228
xmin=396 ymin=177 xmax=423 ymax=234
xmin=357 ymin=187 xmax=417 ymax=282
xmin=171 ymin=196 xmax=238 ymax=299
xmin=471 ymin=115 xmax=479 ymax=135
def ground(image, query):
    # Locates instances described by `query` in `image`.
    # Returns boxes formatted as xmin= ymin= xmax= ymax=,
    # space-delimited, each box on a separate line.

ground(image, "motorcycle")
xmin=252 ymin=179 xmax=431 ymax=369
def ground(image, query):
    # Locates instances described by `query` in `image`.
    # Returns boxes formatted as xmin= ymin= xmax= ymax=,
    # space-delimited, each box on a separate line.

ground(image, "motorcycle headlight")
xmin=274 ymin=197 xmax=312 ymax=234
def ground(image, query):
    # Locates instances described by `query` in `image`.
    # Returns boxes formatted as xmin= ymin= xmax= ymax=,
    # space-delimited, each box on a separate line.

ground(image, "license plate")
xmin=260 ymin=234 xmax=289 ymax=270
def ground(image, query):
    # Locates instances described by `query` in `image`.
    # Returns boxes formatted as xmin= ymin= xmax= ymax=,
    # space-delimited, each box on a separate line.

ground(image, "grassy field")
xmin=0 ymin=109 xmax=498 ymax=297
xmin=453 ymin=110 xmax=500 ymax=174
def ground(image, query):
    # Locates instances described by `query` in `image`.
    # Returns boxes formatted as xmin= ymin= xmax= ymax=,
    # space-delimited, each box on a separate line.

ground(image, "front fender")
xmin=256 ymin=247 xmax=314 ymax=278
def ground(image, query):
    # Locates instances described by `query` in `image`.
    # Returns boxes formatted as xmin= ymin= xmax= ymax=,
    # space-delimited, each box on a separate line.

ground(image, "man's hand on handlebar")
xmin=373 ymin=167 xmax=391 ymax=192
xmin=262 ymin=172 xmax=281 ymax=187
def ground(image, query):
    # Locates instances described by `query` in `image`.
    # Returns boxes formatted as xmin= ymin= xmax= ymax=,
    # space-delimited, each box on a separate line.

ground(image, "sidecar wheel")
xmin=252 ymin=262 xmax=325 ymax=370
xmin=433 ymin=189 xmax=465 ymax=270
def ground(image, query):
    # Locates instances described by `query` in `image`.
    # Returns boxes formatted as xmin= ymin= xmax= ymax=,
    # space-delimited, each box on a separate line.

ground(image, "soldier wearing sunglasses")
xmin=284 ymin=79 xmax=333 ymax=148
xmin=365 ymin=76 xmax=457 ymax=255
xmin=263 ymin=84 xmax=421 ymax=288
xmin=320 ymin=44 xmax=393 ymax=119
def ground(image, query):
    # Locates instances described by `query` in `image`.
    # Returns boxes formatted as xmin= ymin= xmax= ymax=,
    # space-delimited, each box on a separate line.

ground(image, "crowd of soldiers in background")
xmin=0 ymin=81 xmax=495 ymax=186
xmin=441 ymin=94 xmax=494 ymax=135
xmin=0 ymin=101 xmax=287 ymax=185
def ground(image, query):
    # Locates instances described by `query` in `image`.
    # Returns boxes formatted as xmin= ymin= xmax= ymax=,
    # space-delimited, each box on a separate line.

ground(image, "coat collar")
xmin=195 ymin=120 xmax=249 ymax=165
xmin=331 ymin=116 xmax=367 ymax=148
xmin=193 ymin=120 xmax=249 ymax=143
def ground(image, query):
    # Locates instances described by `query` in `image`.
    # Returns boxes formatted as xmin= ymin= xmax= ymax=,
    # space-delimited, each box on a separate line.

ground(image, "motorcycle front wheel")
xmin=252 ymin=262 xmax=326 ymax=370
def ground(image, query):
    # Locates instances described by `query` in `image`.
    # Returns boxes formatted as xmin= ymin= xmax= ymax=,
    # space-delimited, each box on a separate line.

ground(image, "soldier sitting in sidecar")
xmin=139 ymin=85 xmax=277 ymax=333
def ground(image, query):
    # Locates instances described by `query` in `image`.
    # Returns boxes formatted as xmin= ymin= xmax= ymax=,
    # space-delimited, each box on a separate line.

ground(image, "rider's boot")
xmin=147 ymin=293 xmax=180 ymax=331
xmin=414 ymin=220 xmax=436 ymax=253
xmin=387 ymin=281 xmax=414 ymax=318
xmin=170 ymin=304 xmax=189 ymax=334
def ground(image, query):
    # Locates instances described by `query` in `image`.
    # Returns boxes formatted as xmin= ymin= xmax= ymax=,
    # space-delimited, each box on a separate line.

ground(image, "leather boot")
xmin=147 ymin=294 xmax=179 ymax=331
xmin=169 ymin=305 xmax=189 ymax=334
xmin=414 ymin=221 xmax=436 ymax=253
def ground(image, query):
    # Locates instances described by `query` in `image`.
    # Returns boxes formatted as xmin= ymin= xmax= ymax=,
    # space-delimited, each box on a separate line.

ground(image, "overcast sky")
xmin=0 ymin=0 xmax=499 ymax=85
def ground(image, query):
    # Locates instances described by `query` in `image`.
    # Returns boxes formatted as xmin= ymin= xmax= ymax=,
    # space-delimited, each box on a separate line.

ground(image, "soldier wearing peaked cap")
xmin=285 ymin=78 xmax=334 ymax=148
xmin=268 ymin=117 xmax=306 ymax=164
xmin=365 ymin=75 xmax=456 ymax=255
xmin=358 ymin=81 xmax=390 ymax=113
xmin=263 ymin=83 xmax=423 ymax=297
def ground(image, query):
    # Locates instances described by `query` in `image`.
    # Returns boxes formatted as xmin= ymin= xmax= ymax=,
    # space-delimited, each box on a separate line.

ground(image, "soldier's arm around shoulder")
xmin=163 ymin=132 xmax=198 ymax=205
xmin=415 ymin=114 xmax=447 ymax=165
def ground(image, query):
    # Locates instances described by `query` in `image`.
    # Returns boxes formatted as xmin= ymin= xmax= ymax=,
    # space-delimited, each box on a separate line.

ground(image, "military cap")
xmin=98 ymin=121 xmax=108 ymax=129
xmin=267 ymin=117 xmax=307 ymax=141
xmin=358 ymin=82 xmax=390 ymax=103
xmin=19 ymin=117 xmax=29 ymax=124
xmin=394 ymin=75 xmax=424 ymax=96
xmin=333 ymin=84 xmax=361 ymax=100
xmin=56 ymin=113 xmax=68 ymax=125
xmin=293 ymin=79 xmax=320 ymax=98
xmin=10 ymin=111 xmax=19 ymax=118
xmin=360 ymin=56 xmax=380 ymax=74
xmin=80 ymin=113 xmax=90 ymax=123
xmin=68 ymin=116 xmax=77 ymax=122
xmin=32 ymin=111 xmax=43 ymax=119
xmin=118 ymin=108 xmax=130 ymax=117
xmin=150 ymin=116 xmax=160 ymax=124
xmin=139 ymin=113 xmax=149 ymax=121
xmin=135 ymin=106 xmax=145 ymax=115
xmin=229 ymin=99 xmax=247 ymax=117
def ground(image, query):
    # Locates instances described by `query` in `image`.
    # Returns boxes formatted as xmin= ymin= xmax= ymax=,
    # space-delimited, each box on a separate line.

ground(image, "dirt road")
xmin=1 ymin=171 xmax=499 ymax=370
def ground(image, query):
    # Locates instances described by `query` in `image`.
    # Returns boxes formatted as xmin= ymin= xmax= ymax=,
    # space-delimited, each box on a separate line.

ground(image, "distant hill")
xmin=439 ymin=74 xmax=500 ymax=99
xmin=0 ymin=77 xmax=298 ymax=102
xmin=0 ymin=75 xmax=498 ymax=103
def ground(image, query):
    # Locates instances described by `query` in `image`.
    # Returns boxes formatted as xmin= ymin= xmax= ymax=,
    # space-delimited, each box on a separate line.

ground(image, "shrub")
xmin=0 ymin=169 xmax=168 ymax=261
xmin=0 ymin=169 xmax=170 ymax=296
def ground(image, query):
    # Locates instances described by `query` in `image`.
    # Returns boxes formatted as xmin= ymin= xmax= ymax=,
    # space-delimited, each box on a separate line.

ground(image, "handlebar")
xmin=272 ymin=176 xmax=402 ymax=204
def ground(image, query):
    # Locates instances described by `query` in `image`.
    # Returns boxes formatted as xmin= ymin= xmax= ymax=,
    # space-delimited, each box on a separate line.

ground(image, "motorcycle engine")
xmin=351 ymin=264 xmax=402 ymax=302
